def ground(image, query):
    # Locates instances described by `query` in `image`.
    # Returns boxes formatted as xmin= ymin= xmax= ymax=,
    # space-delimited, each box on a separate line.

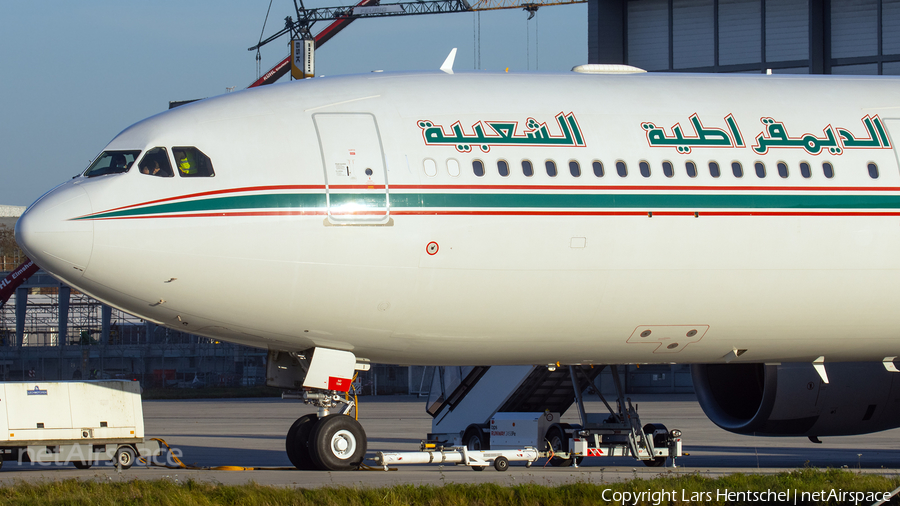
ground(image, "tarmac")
xmin=1 ymin=394 xmax=899 ymax=487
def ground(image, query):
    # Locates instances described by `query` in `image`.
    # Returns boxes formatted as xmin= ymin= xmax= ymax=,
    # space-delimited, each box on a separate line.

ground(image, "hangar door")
xmin=314 ymin=113 xmax=389 ymax=223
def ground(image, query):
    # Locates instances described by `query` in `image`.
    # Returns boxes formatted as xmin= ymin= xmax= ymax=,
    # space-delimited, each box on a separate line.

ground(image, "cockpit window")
xmin=138 ymin=147 xmax=174 ymax=177
xmin=83 ymin=150 xmax=140 ymax=177
xmin=172 ymin=147 xmax=215 ymax=177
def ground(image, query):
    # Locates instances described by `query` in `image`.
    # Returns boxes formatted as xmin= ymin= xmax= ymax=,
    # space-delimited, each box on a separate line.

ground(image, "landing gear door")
xmin=313 ymin=113 xmax=389 ymax=224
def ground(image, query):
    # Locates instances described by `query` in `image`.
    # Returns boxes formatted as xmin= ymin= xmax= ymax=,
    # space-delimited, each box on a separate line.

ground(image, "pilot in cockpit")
xmin=110 ymin=153 xmax=128 ymax=171
xmin=139 ymin=159 xmax=161 ymax=176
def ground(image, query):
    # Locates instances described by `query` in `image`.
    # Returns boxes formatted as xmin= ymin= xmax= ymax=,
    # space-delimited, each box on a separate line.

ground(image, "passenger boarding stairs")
xmin=425 ymin=365 xmax=605 ymax=442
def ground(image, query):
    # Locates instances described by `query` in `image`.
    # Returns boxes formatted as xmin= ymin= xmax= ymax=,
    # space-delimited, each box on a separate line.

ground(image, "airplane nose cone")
xmin=15 ymin=185 xmax=94 ymax=280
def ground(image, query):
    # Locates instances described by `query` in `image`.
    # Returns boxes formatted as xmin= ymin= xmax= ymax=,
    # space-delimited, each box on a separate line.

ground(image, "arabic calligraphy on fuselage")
xmin=644 ymin=114 xmax=891 ymax=155
xmin=419 ymin=112 xmax=585 ymax=153
xmin=642 ymin=114 xmax=744 ymax=154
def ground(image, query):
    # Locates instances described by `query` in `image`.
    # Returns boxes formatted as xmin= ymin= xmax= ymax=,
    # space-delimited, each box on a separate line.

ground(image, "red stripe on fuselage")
xmin=76 ymin=183 xmax=900 ymax=221
xmin=82 ymin=209 xmax=900 ymax=220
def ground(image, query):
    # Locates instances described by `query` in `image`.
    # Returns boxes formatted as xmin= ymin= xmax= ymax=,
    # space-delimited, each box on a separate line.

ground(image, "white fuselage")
xmin=16 ymin=71 xmax=900 ymax=366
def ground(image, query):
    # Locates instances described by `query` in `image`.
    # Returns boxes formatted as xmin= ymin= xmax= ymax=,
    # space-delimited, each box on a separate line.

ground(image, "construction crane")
xmin=247 ymin=0 xmax=586 ymax=87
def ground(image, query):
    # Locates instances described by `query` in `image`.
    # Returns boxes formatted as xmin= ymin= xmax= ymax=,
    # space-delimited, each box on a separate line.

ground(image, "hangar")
xmin=590 ymin=0 xmax=900 ymax=75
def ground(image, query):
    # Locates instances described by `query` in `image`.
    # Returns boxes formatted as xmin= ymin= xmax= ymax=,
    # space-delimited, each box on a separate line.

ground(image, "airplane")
xmin=15 ymin=60 xmax=900 ymax=471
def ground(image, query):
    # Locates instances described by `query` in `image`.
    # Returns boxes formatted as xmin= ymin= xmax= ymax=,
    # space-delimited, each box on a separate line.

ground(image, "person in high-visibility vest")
xmin=174 ymin=149 xmax=198 ymax=176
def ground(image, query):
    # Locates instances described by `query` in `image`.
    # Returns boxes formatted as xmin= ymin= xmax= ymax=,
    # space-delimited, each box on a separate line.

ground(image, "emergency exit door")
xmin=314 ymin=113 xmax=389 ymax=223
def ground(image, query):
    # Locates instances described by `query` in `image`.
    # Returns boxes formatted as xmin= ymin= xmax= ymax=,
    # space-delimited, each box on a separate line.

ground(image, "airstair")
xmin=419 ymin=364 xmax=683 ymax=468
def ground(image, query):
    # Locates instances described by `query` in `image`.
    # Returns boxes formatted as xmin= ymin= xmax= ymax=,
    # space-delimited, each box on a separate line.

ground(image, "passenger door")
xmin=313 ymin=113 xmax=389 ymax=224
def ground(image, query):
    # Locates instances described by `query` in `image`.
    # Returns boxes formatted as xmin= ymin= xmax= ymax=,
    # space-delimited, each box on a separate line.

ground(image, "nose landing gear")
xmin=268 ymin=348 xmax=369 ymax=471
xmin=285 ymin=390 xmax=367 ymax=471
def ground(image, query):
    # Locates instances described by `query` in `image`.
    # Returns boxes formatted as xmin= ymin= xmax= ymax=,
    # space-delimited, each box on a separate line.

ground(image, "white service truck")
xmin=0 ymin=380 xmax=160 ymax=469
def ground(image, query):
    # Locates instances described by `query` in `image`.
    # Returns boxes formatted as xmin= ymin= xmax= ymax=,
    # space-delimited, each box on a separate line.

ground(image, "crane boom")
xmin=469 ymin=0 xmax=586 ymax=11
xmin=248 ymin=0 xmax=586 ymax=87
xmin=249 ymin=0 xmax=379 ymax=87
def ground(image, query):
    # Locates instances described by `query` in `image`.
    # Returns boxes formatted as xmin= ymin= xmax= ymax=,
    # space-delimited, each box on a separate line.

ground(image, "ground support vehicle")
xmin=0 ymin=380 xmax=160 ymax=469
xmin=388 ymin=365 xmax=684 ymax=470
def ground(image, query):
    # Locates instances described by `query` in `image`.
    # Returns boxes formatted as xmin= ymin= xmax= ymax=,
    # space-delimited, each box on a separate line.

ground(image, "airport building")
xmin=590 ymin=0 xmax=900 ymax=75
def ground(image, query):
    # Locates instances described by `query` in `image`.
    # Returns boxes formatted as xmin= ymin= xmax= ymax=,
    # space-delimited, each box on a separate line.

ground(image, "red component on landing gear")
xmin=328 ymin=376 xmax=352 ymax=392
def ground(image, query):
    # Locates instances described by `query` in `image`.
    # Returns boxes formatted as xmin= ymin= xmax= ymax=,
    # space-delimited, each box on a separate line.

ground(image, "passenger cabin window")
xmin=755 ymin=162 xmax=766 ymax=178
xmin=546 ymin=160 xmax=557 ymax=177
xmin=616 ymin=161 xmax=627 ymax=177
xmin=423 ymin=159 xmax=437 ymax=177
xmin=172 ymin=147 xmax=215 ymax=177
xmin=497 ymin=160 xmax=510 ymax=177
xmin=447 ymin=159 xmax=460 ymax=177
xmin=84 ymin=150 xmax=141 ymax=177
xmin=138 ymin=147 xmax=173 ymax=177
xmin=639 ymin=161 xmax=651 ymax=177
xmin=592 ymin=161 xmax=604 ymax=177
xmin=522 ymin=160 xmax=534 ymax=177
xmin=662 ymin=161 xmax=674 ymax=178
xmin=800 ymin=162 xmax=811 ymax=178
xmin=823 ymin=162 xmax=835 ymax=178
xmin=473 ymin=160 xmax=485 ymax=177
xmin=709 ymin=161 xmax=720 ymax=178
xmin=685 ymin=161 xmax=697 ymax=178
xmin=731 ymin=162 xmax=743 ymax=178
xmin=777 ymin=162 xmax=788 ymax=178
xmin=868 ymin=162 xmax=879 ymax=179
xmin=569 ymin=161 xmax=581 ymax=177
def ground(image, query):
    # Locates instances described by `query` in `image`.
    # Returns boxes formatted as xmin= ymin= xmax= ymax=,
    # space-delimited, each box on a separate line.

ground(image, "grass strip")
xmin=0 ymin=468 xmax=898 ymax=505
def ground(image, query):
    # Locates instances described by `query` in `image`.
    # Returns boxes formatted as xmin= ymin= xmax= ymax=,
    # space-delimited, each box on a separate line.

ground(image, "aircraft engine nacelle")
xmin=691 ymin=362 xmax=900 ymax=437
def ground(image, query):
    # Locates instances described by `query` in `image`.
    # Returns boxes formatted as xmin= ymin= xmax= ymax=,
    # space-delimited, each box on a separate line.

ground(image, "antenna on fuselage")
xmin=440 ymin=48 xmax=458 ymax=75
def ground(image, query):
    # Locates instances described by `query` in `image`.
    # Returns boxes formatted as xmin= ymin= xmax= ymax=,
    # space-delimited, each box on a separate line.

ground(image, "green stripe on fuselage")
xmin=389 ymin=192 xmax=900 ymax=209
xmin=76 ymin=193 xmax=327 ymax=220
xmin=77 ymin=191 xmax=900 ymax=220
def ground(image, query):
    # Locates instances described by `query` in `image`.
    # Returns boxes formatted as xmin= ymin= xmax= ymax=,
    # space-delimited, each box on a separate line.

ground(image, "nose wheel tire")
xmin=308 ymin=415 xmax=367 ymax=471
xmin=286 ymin=413 xmax=318 ymax=470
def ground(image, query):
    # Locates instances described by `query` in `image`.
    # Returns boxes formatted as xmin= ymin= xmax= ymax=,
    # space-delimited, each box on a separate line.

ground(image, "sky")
xmin=0 ymin=1 xmax=587 ymax=207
